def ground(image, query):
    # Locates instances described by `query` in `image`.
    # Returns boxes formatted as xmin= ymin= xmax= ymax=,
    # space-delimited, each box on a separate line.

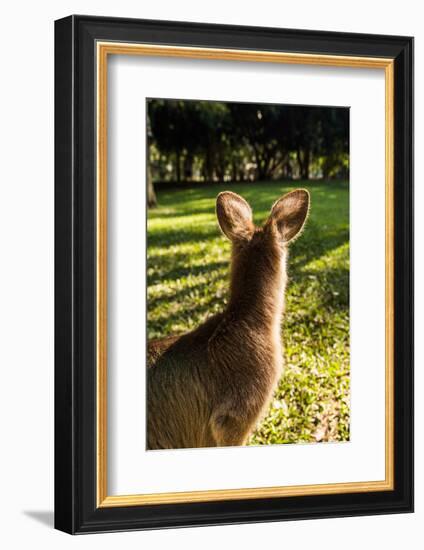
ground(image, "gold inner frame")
xmin=96 ymin=42 xmax=395 ymax=508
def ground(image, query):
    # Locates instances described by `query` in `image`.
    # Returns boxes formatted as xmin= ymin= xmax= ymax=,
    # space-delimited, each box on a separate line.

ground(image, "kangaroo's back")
xmin=147 ymin=314 xmax=224 ymax=449
xmin=147 ymin=189 xmax=310 ymax=450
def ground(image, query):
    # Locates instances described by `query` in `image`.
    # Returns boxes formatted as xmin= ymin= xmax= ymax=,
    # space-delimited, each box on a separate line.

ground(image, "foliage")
xmin=148 ymin=100 xmax=349 ymax=184
xmin=147 ymin=181 xmax=350 ymax=445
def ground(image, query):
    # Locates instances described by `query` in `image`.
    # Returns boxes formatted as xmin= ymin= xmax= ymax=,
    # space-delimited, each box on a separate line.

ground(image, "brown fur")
xmin=147 ymin=189 xmax=310 ymax=449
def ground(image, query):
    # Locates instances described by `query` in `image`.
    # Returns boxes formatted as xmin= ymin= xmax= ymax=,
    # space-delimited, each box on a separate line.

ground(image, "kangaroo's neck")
xmin=227 ymin=246 xmax=287 ymax=330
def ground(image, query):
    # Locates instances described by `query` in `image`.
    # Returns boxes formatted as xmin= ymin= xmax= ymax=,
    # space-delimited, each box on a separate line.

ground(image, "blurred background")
xmin=147 ymin=99 xmax=350 ymax=445
xmin=146 ymin=99 xmax=349 ymax=206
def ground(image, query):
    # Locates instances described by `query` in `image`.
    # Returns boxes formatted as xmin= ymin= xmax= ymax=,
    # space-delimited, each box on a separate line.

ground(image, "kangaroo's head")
xmin=216 ymin=189 xmax=310 ymax=313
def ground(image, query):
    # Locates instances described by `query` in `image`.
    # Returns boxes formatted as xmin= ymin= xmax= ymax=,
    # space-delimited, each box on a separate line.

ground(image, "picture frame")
xmin=54 ymin=15 xmax=414 ymax=534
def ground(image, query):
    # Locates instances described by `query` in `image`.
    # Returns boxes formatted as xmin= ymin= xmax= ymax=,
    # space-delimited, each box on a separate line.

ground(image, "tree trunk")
xmin=147 ymin=165 xmax=157 ymax=208
xmin=176 ymin=150 xmax=181 ymax=183
xmin=147 ymin=175 xmax=157 ymax=208
xmin=297 ymin=148 xmax=311 ymax=180
xmin=204 ymin=149 xmax=214 ymax=182
xmin=184 ymin=152 xmax=194 ymax=181
xmin=147 ymin=145 xmax=157 ymax=208
xmin=232 ymin=159 xmax=238 ymax=182
xmin=304 ymin=148 xmax=311 ymax=179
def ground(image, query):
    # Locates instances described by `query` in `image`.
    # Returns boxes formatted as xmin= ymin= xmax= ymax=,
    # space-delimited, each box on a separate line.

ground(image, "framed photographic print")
xmin=54 ymin=15 xmax=414 ymax=534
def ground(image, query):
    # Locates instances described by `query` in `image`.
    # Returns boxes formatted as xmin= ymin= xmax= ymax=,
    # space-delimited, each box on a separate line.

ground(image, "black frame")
xmin=55 ymin=15 xmax=414 ymax=534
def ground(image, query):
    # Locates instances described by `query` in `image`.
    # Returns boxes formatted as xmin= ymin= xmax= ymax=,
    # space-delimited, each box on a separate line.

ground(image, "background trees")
xmin=148 ymin=99 xmax=349 ymax=189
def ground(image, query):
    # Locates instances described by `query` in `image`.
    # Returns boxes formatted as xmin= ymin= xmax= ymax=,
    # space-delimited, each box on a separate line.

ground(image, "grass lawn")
xmin=147 ymin=180 xmax=350 ymax=445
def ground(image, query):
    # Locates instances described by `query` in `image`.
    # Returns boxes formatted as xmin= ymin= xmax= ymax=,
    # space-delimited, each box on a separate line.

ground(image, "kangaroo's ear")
xmin=216 ymin=191 xmax=254 ymax=242
xmin=267 ymin=189 xmax=310 ymax=242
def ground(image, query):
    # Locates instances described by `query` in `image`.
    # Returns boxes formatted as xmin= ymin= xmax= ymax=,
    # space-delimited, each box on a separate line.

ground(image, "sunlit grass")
xmin=147 ymin=180 xmax=350 ymax=444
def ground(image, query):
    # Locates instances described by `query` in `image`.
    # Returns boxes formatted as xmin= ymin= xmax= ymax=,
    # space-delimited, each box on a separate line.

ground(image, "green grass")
xmin=147 ymin=180 xmax=350 ymax=445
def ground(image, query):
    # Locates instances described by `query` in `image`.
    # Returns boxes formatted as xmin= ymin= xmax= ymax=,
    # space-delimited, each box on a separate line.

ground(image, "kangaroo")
xmin=147 ymin=189 xmax=310 ymax=450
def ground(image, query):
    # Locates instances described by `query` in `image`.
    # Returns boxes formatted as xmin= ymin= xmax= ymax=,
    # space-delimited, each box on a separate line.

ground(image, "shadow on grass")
xmin=148 ymin=227 xmax=218 ymax=247
xmin=151 ymin=180 xmax=349 ymax=220
xmin=148 ymin=257 xmax=226 ymax=286
xmin=147 ymin=180 xmax=349 ymax=338
xmin=148 ymin=265 xmax=227 ymax=306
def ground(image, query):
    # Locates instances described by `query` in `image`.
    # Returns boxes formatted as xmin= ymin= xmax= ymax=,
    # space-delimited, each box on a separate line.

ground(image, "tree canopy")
xmin=148 ymin=99 xmax=349 ymax=186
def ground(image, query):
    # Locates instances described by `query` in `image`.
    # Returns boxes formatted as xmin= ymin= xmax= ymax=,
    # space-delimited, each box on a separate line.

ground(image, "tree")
xmin=319 ymin=108 xmax=349 ymax=179
xmin=147 ymin=99 xmax=349 ymax=184
xmin=146 ymin=112 xmax=157 ymax=207
xmin=228 ymin=103 xmax=290 ymax=180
